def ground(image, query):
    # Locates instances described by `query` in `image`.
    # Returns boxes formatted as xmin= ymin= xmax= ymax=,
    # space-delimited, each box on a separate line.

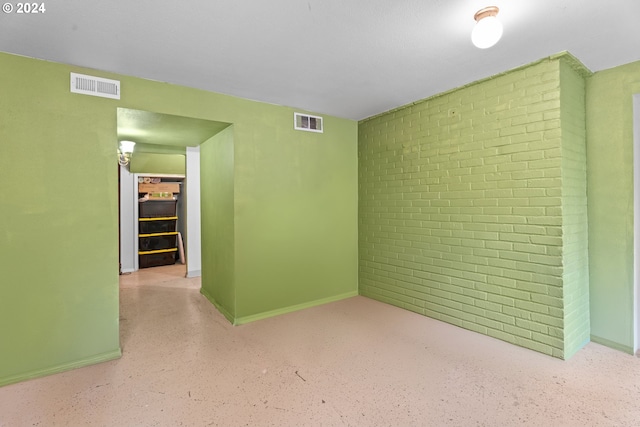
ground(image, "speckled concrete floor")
xmin=1 ymin=264 xmax=639 ymax=426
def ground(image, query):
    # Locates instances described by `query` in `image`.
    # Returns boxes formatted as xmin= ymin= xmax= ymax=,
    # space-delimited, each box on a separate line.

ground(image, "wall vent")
xmin=294 ymin=112 xmax=323 ymax=133
xmin=70 ymin=72 xmax=120 ymax=99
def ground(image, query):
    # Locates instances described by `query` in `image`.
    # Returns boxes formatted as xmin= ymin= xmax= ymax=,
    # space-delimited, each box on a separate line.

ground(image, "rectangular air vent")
xmin=70 ymin=72 xmax=120 ymax=99
xmin=294 ymin=112 xmax=323 ymax=133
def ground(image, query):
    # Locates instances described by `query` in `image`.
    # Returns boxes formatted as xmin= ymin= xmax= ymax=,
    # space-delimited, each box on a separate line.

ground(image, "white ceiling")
xmin=1 ymin=0 xmax=639 ymax=121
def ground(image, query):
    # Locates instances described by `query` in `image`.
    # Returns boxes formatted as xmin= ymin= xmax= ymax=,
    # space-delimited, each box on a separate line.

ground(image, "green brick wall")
xmin=559 ymin=59 xmax=591 ymax=358
xmin=358 ymin=54 xmax=590 ymax=359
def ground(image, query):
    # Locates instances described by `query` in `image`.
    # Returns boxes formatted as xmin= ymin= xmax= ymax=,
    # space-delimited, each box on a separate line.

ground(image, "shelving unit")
xmin=138 ymin=181 xmax=180 ymax=268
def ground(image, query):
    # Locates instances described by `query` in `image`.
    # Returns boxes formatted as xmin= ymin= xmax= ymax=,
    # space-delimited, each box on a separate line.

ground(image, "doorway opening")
xmin=117 ymin=108 xmax=230 ymax=278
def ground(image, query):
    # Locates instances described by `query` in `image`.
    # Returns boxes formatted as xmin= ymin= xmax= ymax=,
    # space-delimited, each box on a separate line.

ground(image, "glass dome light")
xmin=471 ymin=6 xmax=503 ymax=49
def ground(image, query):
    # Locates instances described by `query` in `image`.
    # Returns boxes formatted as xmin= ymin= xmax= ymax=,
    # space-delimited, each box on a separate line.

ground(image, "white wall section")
xmin=119 ymin=165 xmax=136 ymax=273
xmin=186 ymin=146 xmax=202 ymax=278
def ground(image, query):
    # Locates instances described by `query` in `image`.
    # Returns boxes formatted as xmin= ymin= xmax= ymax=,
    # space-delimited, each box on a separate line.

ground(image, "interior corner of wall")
xmin=200 ymin=287 xmax=235 ymax=325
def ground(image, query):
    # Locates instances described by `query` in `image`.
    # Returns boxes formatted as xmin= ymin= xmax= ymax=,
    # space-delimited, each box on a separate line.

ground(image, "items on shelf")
xmin=138 ymin=181 xmax=180 ymax=201
xmin=137 ymin=178 xmax=181 ymax=268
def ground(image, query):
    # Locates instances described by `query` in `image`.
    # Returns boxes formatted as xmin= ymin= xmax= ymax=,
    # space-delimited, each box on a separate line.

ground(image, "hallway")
xmin=1 ymin=266 xmax=639 ymax=426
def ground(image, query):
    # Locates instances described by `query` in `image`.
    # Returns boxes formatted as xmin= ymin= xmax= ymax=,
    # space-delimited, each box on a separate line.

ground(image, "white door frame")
xmin=185 ymin=147 xmax=202 ymax=277
xmin=120 ymin=172 xmax=189 ymax=273
xmin=119 ymin=165 xmax=137 ymax=274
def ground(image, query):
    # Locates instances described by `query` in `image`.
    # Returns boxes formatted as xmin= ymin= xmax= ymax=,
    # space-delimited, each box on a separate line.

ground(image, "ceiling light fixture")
xmin=471 ymin=6 xmax=503 ymax=49
xmin=118 ymin=140 xmax=136 ymax=166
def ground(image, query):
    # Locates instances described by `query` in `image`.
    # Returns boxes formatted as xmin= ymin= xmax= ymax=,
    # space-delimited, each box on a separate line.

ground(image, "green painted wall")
xmin=200 ymin=127 xmax=236 ymax=321
xmin=586 ymin=60 xmax=640 ymax=353
xmin=0 ymin=54 xmax=122 ymax=385
xmin=0 ymin=51 xmax=357 ymax=386
xmin=233 ymin=108 xmax=359 ymax=322
xmin=129 ymin=153 xmax=186 ymax=175
xmin=559 ymin=59 xmax=590 ymax=359
xmin=358 ymin=54 xmax=589 ymax=359
xmin=201 ymin=115 xmax=359 ymax=324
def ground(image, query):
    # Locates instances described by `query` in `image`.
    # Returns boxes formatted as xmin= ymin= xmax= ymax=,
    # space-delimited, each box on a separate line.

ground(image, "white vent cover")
xmin=294 ymin=112 xmax=323 ymax=133
xmin=70 ymin=73 xmax=120 ymax=99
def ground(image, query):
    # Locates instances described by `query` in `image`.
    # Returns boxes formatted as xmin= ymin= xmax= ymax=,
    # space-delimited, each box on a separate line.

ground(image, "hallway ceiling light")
xmin=471 ymin=6 xmax=503 ymax=49
xmin=118 ymin=140 xmax=136 ymax=166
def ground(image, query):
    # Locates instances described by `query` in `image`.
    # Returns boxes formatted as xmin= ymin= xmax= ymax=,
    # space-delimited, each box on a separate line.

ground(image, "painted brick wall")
xmin=358 ymin=54 xmax=589 ymax=359
xmin=559 ymin=59 xmax=590 ymax=358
